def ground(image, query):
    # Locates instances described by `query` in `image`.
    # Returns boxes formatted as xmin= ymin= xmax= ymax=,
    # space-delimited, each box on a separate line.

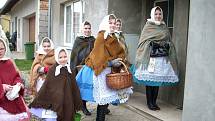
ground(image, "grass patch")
xmin=15 ymin=59 xmax=33 ymax=71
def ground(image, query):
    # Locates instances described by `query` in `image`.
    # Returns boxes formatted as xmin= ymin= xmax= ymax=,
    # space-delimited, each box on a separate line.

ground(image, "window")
xmin=64 ymin=1 xmax=84 ymax=47
xmin=154 ymin=0 xmax=174 ymax=35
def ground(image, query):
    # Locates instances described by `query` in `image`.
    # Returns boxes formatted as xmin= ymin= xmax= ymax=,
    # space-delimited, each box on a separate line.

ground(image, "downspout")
xmin=48 ymin=0 xmax=52 ymax=38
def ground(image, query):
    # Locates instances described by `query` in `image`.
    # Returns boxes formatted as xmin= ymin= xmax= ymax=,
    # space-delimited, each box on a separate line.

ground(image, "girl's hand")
xmin=2 ymin=84 xmax=13 ymax=92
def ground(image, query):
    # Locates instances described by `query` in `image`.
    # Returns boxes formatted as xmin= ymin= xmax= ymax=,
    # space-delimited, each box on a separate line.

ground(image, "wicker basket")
xmin=106 ymin=61 xmax=132 ymax=90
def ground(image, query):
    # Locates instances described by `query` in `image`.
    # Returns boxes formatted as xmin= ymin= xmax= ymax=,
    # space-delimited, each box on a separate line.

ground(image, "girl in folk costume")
xmin=0 ymin=38 xmax=30 ymax=121
xmin=70 ymin=21 xmax=95 ymax=115
xmin=29 ymin=47 xmax=82 ymax=121
xmin=76 ymin=14 xmax=133 ymax=121
xmin=133 ymin=6 xmax=179 ymax=110
xmin=115 ymin=19 xmax=129 ymax=61
xmin=30 ymin=37 xmax=55 ymax=95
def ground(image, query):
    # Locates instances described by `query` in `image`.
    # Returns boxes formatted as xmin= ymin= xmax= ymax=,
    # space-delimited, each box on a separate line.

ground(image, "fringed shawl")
xmin=135 ymin=21 xmax=178 ymax=74
xmin=29 ymin=63 xmax=82 ymax=121
xmin=85 ymin=31 xmax=125 ymax=75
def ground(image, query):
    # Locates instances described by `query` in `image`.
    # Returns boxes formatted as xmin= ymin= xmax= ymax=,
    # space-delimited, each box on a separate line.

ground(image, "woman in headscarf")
xmin=29 ymin=37 xmax=55 ymax=95
xmin=70 ymin=21 xmax=95 ymax=115
xmin=115 ymin=19 xmax=129 ymax=62
xmin=0 ymin=38 xmax=29 ymax=121
xmin=76 ymin=14 xmax=133 ymax=121
xmin=133 ymin=6 xmax=179 ymax=110
xmin=29 ymin=47 xmax=82 ymax=121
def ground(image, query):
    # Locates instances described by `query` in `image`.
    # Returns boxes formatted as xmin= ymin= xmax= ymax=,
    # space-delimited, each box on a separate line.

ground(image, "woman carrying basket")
xmin=76 ymin=14 xmax=132 ymax=121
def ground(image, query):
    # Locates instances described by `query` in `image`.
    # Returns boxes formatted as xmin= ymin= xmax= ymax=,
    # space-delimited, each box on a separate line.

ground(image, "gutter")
xmin=48 ymin=0 xmax=52 ymax=38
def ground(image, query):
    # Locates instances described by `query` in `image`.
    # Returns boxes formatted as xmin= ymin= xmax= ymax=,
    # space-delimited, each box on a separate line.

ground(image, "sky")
xmin=0 ymin=0 xmax=8 ymax=9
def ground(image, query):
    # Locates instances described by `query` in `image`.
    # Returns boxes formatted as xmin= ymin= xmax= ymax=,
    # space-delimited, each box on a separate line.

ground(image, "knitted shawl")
xmin=29 ymin=63 xmax=82 ymax=121
xmin=85 ymin=31 xmax=125 ymax=75
xmin=135 ymin=21 xmax=178 ymax=74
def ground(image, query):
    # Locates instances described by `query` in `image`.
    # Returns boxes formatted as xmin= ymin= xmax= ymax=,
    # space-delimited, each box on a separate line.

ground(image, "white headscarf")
xmin=36 ymin=37 xmax=54 ymax=54
xmin=99 ymin=14 xmax=116 ymax=39
xmin=78 ymin=21 xmax=92 ymax=37
xmin=54 ymin=47 xmax=71 ymax=76
xmin=147 ymin=6 xmax=165 ymax=25
xmin=0 ymin=25 xmax=7 ymax=41
xmin=0 ymin=38 xmax=10 ymax=60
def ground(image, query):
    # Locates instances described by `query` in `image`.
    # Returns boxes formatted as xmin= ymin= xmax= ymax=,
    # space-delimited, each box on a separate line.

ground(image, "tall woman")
xmin=134 ymin=6 xmax=179 ymax=110
xmin=70 ymin=21 xmax=95 ymax=115
xmin=30 ymin=37 xmax=55 ymax=95
xmin=0 ymin=38 xmax=29 ymax=121
xmin=76 ymin=14 xmax=132 ymax=121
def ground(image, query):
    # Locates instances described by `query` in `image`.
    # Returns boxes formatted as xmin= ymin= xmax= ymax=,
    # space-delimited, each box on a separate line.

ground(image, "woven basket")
xmin=106 ymin=61 xmax=132 ymax=90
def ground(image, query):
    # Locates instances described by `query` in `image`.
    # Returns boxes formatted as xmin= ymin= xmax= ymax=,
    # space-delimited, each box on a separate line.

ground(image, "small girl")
xmin=29 ymin=47 xmax=82 ymax=121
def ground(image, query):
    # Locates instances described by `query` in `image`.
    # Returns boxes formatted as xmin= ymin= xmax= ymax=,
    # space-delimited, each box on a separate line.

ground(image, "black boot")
xmin=146 ymin=86 xmax=156 ymax=110
xmin=96 ymin=105 xmax=106 ymax=121
xmin=104 ymin=104 xmax=110 ymax=115
xmin=152 ymin=86 xmax=160 ymax=110
xmin=82 ymin=100 xmax=91 ymax=115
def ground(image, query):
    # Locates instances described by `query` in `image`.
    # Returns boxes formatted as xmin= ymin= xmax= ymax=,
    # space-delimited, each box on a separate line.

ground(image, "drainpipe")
xmin=48 ymin=0 xmax=52 ymax=39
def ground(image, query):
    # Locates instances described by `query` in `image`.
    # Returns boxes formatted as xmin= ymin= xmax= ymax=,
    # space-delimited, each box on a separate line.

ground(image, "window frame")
xmin=63 ymin=1 xmax=83 ymax=47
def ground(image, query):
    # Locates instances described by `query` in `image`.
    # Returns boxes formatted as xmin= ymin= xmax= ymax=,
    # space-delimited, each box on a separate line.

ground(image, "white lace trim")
xmin=135 ymin=57 xmax=179 ymax=83
xmin=0 ymin=107 xmax=28 ymax=121
xmin=93 ymin=67 xmax=119 ymax=105
xmin=117 ymin=87 xmax=133 ymax=103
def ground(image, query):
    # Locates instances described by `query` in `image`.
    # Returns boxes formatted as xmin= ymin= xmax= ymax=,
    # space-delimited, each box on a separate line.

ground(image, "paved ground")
xmin=80 ymin=103 xmax=152 ymax=121
xmin=21 ymin=71 xmax=152 ymax=121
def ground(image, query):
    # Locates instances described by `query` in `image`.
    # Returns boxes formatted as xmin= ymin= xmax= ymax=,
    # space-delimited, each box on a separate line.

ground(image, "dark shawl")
xmin=29 ymin=63 xmax=82 ymax=121
xmin=135 ymin=21 xmax=178 ymax=74
xmin=70 ymin=36 xmax=95 ymax=70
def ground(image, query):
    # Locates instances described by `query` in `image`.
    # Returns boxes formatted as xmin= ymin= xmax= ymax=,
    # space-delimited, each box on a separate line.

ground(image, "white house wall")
xmin=9 ymin=0 xmax=39 ymax=52
xmin=51 ymin=0 xmax=109 ymax=48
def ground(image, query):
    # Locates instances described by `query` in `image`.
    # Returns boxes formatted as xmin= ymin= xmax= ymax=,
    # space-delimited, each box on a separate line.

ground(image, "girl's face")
xmin=83 ymin=25 xmax=91 ymax=37
xmin=116 ymin=21 xmax=122 ymax=31
xmin=109 ymin=19 xmax=116 ymax=33
xmin=42 ymin=42 xmax=51 ymax=53
xmin=58 ymin=50 xmax=68 ymax=66
xmin=154 ymin=9 xmax=162 ymax=21
xmin=0 ymin=41 xmax=6 ymax=59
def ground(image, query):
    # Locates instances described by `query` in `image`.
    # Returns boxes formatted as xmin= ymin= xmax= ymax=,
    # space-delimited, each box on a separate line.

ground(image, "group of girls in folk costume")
xmin=76 ymin=14 xmax=133 ymax=121
xmin=70 ymin=21 xmax=95 ymax=116
xmin=132 ymin=6 xmax=179 ymax=110
xmin=29 ymin=47 xmax=82 ymax=121
xmin=30 ymin=37 xmax=55 ymax=95
xmin=0 ymin=38 xmax=30 ymax=121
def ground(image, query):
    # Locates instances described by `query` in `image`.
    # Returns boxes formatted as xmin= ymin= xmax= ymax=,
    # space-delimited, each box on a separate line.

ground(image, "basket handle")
xmin=119 ymin=61 xmax=129 ymax=74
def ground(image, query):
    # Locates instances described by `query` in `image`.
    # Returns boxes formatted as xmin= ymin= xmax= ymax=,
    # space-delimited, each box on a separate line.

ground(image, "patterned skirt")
xmin=132 ymin=57 xmax=179 ymax=86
